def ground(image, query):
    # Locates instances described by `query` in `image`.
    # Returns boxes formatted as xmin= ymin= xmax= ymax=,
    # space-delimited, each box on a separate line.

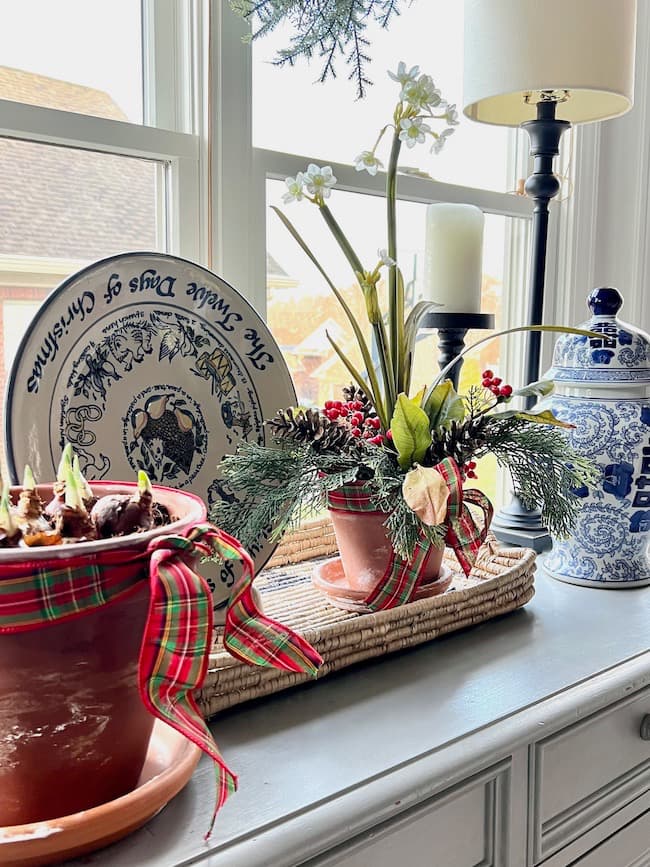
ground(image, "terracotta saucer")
xmin=312 ymin=557 xmax=453 ymax=612
xmin=0 ymin=720 xmax=201 ymax=867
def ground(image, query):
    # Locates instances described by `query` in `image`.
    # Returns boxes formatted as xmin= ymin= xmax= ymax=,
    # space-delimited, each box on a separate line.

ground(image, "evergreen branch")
xmin=231 ymin=0 xmax=414 ymax=97
xmin=482 ymin=418 xmax=600 ymax=538
xmin=212 ymin=443 xmax=363 ymax=551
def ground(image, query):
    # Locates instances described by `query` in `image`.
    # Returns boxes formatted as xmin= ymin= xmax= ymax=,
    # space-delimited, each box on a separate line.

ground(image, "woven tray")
xmin=196 ymin=518 xmax=536 ymax=717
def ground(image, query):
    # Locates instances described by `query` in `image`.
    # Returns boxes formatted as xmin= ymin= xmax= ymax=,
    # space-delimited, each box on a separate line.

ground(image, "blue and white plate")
xmin=4 ymin=252 xmax=296 ymax=609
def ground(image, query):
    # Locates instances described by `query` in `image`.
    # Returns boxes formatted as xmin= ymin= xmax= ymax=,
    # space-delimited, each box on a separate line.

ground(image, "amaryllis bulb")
xmin=57 ymin=443 xmax=74 ymax=483
xmin=64 ymin=465 xmax=86 ymax=513
xmin=137 ymin=470 xmax=152 ymax=495
xmin=0 ymin=486 xmax=17 ymax=535
xmin=73 ymin=455 xmax=93 ymax=501
xmin=23 ymin=465 xmax=36 ymax=491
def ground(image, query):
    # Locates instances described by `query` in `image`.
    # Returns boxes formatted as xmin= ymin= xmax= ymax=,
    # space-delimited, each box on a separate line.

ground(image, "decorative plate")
xmin=4 ymin=252 xmax=296 ymax=608
xmin=0 ymin=720 xmax=201 ymax=867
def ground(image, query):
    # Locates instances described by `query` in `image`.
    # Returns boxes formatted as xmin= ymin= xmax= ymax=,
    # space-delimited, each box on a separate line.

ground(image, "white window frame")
xmin=211 ymin=3 xmax=540 ymax=388
xmin=0 ymin=0 xmax=205 ymax=263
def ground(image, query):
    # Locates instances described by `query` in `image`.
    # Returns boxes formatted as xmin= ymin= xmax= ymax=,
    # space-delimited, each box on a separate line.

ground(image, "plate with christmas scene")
xmin=3 ymin=252 xmax=296 ymax=610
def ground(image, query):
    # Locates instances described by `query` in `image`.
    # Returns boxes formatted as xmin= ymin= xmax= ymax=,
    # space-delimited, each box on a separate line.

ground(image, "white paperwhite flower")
xmin=399 ymin=117 xmax=430 ymax=149
xmin=377 ymin=248 xmax=396 ymax=267
xmin=354 ymin=150 xmax=384 ymax=176
xmin=304 ymin=163 xmax=337 ymax=198
xmin=431 ymin=127 xmax=455 ymax=154
xmin=444 ymin=103 xmax=460 ymax=126
xmin=402 ymin=74 xmax=441 ymax=110
xmin=282 ymin=172 xmax=305 ymax=204
xmin=388 ymin=61 xmax=420 ymax=88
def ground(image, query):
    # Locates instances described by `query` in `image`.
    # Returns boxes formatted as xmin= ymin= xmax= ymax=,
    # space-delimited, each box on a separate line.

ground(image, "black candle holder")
xmin=421 ymin=311 xmax=495 ymax=390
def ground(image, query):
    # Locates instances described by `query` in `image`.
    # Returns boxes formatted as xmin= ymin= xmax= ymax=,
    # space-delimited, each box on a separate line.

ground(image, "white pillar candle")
xmin=423 ymin=203 xmax=485 ymax=312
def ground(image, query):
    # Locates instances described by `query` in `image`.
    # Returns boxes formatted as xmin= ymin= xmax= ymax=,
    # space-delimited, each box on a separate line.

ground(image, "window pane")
xmin=265 ymin=179 xmax=526 ymax=505
xmin=0 ymin=0 xmax=143 ymax=123
xmin=253 ymin=3 xmax=511 ymax=192
xmin=0 ymin=138 xmax=165 ymax=415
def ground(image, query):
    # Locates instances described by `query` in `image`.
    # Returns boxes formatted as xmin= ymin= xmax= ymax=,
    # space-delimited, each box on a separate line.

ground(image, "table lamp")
xmin=463 ymin=0 xmax=636 ymax=548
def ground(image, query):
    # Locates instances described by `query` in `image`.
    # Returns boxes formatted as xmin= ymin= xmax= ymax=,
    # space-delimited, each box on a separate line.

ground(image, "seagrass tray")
xmin=196 ymin=518 xmax=536 ymax=718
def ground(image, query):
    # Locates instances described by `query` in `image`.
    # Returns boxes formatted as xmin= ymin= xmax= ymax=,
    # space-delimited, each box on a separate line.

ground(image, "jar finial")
xmin=588 ymin=287 xmax=623 ymax=316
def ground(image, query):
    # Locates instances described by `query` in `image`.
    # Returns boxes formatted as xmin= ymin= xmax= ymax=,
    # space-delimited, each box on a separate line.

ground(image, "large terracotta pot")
xmin=326 ymin=483 xmax=446 ymax=599
xmin=0 ymin=481 xmax=205 ymax=827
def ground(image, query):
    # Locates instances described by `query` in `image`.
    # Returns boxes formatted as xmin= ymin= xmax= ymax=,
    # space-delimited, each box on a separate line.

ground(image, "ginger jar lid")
xmin=547 ymin=287 xmax=650 ymax=385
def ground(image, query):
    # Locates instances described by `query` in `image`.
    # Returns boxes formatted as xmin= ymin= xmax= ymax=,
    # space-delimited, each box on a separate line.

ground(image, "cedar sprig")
xmin=212 ymin=438 xmax=444 ymax=560
xmin=230 ymin=0 xmax=408 ymax=98
xmin=482 ymin=417 xmax=601 ymax=537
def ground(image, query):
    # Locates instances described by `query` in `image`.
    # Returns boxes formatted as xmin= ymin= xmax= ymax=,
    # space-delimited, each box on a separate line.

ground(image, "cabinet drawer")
xmin=305 ymin=762 xmax=510 ymax=867
xmin=531 ymin=687 xmax=650 ymax=863
xmin=572 ymin=809 xmax=650 ymax=866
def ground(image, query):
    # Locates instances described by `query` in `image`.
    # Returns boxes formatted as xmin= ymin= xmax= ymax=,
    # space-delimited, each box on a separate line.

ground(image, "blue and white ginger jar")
xmin=542 ymin=286 xmax=650 ymax=588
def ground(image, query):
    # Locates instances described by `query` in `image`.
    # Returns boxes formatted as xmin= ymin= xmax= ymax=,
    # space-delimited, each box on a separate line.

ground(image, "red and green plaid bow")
xmin=327 ymin=457 xmax=492 ymax=611
xmin=0 ymin=523 xmax=323 ymax=837
xmin=435 ymin=457 xmax=493 ymax=575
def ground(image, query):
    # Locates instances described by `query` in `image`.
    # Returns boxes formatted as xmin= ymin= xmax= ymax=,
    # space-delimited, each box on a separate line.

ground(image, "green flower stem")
xmin=318 ymin=201 xmax=395 ymax=416
xmin=386 ymin=131 xmax=401 ymax=395
xmin=373 ymin=318 xmax=396 ymax=418
xmin=318 ymin=203 xmax=365 ymax=276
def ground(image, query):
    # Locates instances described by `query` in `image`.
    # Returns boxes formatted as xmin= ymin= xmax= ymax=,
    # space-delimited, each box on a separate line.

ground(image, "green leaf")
xmin=514 ymin=379 xmax=555 ymax=400
xmin=515 ymin=409 xmax=575 ymax=429
xmin=491 ymin=408 xmax=574 ymax=429
xmin=391 ymin=393 xmax=432 ymax=470
xmin=423 ymin=380 xmax=465 ymax=429
xmin=403 ymin=300 xmax=441 ymax=395
xmin=424 ymin=324 xmax=601 ymax=405
xmin=272 ymin=205 xmax=385 ymax=424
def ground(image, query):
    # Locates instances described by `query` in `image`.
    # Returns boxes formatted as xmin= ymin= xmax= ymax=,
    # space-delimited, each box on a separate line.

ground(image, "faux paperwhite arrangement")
xmin=214 ymin=63 xmax=597 ymax=610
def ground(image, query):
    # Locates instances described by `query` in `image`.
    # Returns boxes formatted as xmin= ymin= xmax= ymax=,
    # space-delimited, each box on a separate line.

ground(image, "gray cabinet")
xmin=75 ymin=575 xmax=650 ymax=867
xmin=308 ymin=763 xmax=510 ymax=867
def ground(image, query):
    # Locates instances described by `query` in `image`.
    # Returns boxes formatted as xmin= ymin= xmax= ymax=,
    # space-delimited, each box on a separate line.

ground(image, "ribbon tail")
xmin=435 ymin=458 xmax=493 ymax=576
xmin=211 ymin=527 xmax=323 ymax=676
xmin=363 ymin=542 xmax=434 ymax=611
xmin=139 ymin=546 xmax=237 ymax=839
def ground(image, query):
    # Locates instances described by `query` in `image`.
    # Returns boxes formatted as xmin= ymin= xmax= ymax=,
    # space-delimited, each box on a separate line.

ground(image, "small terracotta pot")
xmin=328 ymin=490 xmax=445 ymax=598
xmin=0 ymin=482 xmax=205 ymax=827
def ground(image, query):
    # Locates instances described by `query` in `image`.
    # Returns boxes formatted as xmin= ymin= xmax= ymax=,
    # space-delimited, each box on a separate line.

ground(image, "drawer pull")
xmin=640 ymin=715 xmax=650 ymax=740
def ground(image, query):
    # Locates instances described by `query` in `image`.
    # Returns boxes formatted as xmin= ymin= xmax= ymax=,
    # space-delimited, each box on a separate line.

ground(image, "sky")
xmin=0 ymin=0 xmax=142 ymax=122
xmin=0 ymin=0 xmax=512 ymax=305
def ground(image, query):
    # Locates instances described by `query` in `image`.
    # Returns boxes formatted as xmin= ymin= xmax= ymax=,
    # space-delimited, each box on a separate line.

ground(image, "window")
xmin=226 ymin=3 xmax=534 ymax=506
xmin=0 ymin=1 xmax=203 ymax=428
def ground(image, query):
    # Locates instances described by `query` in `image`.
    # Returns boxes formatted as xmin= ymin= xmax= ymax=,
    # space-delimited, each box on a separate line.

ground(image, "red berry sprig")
xmin=463 ymin=460 xmax=478 ymax=480
xmin=322 ymin=398 xmax=389 ymax=447
xmin=481 ymin=370 xmax=513 ymax=401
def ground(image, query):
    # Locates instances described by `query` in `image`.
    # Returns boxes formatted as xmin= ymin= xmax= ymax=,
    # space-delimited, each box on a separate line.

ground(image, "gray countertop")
xmin=71 ymin=570 xmax=650 ymax=866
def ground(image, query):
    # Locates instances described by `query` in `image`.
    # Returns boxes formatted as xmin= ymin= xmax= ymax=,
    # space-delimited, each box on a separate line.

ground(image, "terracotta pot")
xmin=0 ymin=482 xmax=206 ymax=827
xmin=327 ymin=486 xmax=445 ymax=598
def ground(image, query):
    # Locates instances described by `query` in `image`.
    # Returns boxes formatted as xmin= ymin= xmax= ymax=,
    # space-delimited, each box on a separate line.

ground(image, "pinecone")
xmin=341 ymin=383 xmax=376 ymax=418
xmin=268 ymin=408 xmax=361 ymax=454
xmin=427 ymin=415 xmax=488 ymax=467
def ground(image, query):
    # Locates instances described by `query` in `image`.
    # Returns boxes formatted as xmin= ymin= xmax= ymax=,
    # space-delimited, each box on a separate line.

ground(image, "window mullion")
xmin=0 ymin=99 xmax=197 ymax=161
xmin=256 ymin=147 xmax=533 ymax=219
xmin=209 ymin=1 xmax=264 ymax=306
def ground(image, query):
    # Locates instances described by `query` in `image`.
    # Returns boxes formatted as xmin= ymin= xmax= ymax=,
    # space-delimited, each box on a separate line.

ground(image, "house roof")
xmin=0 ymin=66 xmax=128 ymax=120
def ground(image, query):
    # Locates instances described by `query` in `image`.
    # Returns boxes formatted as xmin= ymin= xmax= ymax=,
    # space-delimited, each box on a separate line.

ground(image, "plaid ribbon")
xmin=0 ymin=522 xmax=322 ymax=838
xmin=327 ymin=458 xmax=492 ymax=610
xmin=435 ymin=457 xmax=493 ymax=576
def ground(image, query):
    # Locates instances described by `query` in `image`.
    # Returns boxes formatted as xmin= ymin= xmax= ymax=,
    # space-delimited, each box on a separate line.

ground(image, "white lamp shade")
xmin=463 ymin=0 xmax=636 ymax=126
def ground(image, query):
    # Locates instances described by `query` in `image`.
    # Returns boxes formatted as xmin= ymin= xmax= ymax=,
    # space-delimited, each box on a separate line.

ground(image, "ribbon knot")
xmin=434 ymin=457 xmax=493 ymax=575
